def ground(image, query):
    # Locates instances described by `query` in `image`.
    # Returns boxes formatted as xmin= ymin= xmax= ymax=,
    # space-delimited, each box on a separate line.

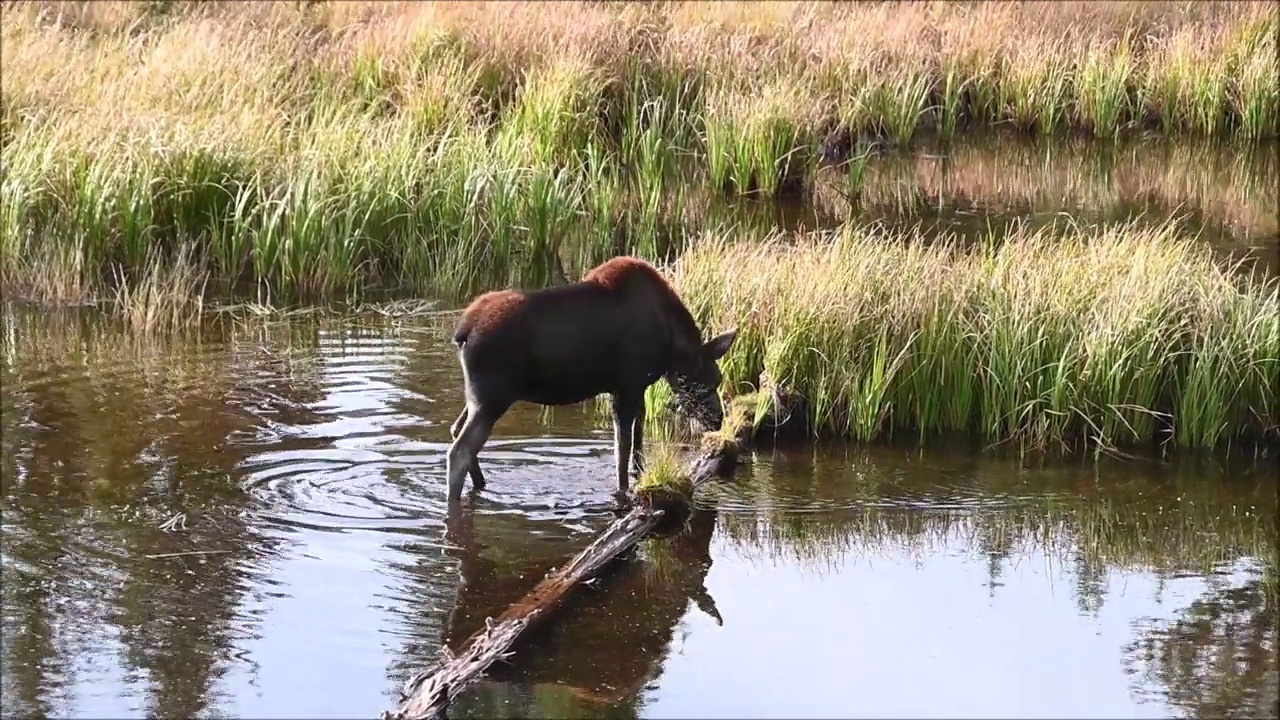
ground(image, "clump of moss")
xmin=633 ymin=443 xmax=694 ymax=513
xmin=698 ymin=391 xmax=764 ymax=454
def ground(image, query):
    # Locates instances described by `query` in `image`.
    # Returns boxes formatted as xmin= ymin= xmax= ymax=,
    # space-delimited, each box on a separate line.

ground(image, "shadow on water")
xmin=1 ymin=229 xmax=1277 ymax=717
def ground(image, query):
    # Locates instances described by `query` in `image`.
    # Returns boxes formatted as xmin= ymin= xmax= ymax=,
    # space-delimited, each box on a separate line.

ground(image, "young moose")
xmin=445 ymin=256 xmax=737 ymax=503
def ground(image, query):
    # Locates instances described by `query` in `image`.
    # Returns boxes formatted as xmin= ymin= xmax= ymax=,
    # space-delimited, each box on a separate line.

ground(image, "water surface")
xmin=619 ymin=134 xmax=1279 ymax=280
xmin=2 ymin=305 xmax=1275 ymax=719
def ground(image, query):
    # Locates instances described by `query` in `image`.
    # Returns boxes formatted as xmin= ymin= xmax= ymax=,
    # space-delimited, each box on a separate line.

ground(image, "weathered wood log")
xmin=382 ymin=396 xmax=760 ymax=720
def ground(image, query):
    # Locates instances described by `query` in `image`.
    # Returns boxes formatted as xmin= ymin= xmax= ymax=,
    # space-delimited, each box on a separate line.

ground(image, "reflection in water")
xmin=528 ymin=135 xmax=1279 ymax=284
xmin=1 ymin=305 xmax=1276 ymax=718
xmin=706 ymin=135 xmax=1278 ymax=277
xmin=842 ymin=136 xmax=1278 ymax=251
xmin=0 ymin=307 xmax=295 ymax=718
xmin=421 ymin=504 xmax=722 ymax=720
xmin=1126 ymin=575 xmax=1278 ymax=719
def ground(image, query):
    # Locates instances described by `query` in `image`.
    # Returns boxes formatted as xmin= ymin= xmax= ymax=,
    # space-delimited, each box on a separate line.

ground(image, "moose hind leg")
xmin=450 ymin=407 xmax=468 ymax=439
xmin=446 ymin=405 xmax=496 ymax=502
xmin=449 ymin=406 xmax=487 ymax=492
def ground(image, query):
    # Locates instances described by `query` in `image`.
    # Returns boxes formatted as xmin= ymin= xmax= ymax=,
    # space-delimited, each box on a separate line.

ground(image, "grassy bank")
xmin=666 ymin=221 xmax=1280 ymax=452
xmin=3 ymin=1 xmax=1278 ymax=311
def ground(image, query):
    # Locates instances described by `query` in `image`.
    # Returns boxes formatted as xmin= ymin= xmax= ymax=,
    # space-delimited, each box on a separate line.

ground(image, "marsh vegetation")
xmin=5 ymin=2 xmax=1277 ymax=453
xmin=668 ymin=221 xmax=1278 ymax=451
xmin=4 ymin=1 xmax=1277 ymax=306
xmin=2 ymin=3 xmax=1278 ymax=710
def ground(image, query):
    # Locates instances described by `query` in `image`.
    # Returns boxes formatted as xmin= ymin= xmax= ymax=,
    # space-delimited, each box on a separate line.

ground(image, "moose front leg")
xmin=610 ymin=392 xmax=641 ymax=495
xmin=630 ymin=396 xmax=646 ymax=478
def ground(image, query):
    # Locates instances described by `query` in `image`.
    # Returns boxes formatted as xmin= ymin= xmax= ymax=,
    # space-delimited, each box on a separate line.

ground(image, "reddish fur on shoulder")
xmin=457 ymin=289 xmax=524 ymax=339
xmin=583 ymin=255 xmax=704 ymax=358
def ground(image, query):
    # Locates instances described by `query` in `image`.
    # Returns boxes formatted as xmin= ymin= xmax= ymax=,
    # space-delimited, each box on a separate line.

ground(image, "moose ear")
xmin=703 ymin=328 xmax=737 ymax=360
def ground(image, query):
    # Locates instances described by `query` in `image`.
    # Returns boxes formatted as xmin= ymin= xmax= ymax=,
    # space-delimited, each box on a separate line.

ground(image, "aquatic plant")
xmin=668 ymin=220 xmax=1280 ymax=452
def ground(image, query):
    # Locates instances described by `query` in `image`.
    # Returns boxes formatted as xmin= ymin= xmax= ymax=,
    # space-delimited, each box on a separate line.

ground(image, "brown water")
xmin=2 ymin=304 xmax=1276 ymax=719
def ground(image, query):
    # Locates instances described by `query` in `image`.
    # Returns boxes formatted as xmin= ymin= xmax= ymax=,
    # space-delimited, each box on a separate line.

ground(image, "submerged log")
xmin=438 ymin=503 xmax=722 ymax=712
xmin=382 ymin=395 xmax=760 ymax=720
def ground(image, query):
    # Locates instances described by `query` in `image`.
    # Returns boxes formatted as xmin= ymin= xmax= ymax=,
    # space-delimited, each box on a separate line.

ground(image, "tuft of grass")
xmin=633 ymin=442 xmax=695 ymax=512
xmin=667 ymin=220 xmax=1280 ymax=452
xmin=699 ymin=391 xmax=765 ymax=454
xmin=1229 ymin=14 xmax=1280 ymax=141
xmin=869 ymin=70 xmax=935 ymax=147
xmin=705 ymin=77 xmax=817 ymax=197
xmin=1074 ymin=33 xmax=1136 ymax=138
xmin=110 ymin=244 xmax=209 ymax=335
xmin=1004 ymin=38 xmax=1075 ymax=135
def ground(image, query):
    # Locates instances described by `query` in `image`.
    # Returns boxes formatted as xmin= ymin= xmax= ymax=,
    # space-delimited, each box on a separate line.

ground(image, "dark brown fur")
xmin=445 ymin=256 xmax=736 ymax=503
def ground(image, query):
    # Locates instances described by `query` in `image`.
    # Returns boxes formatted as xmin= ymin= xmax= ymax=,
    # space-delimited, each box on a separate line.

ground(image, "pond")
xmin=2 ymin=135 xmax=1277 ymax=719
xmin=3 ymin=303 xmax=1276 ymax=719
xmin=658 ymin=134 xmax=1278 ymax=280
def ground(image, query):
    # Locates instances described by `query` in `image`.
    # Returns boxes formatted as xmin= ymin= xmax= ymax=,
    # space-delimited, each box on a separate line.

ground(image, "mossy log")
xmin=382 ymin=394 xmax=762 ymax=720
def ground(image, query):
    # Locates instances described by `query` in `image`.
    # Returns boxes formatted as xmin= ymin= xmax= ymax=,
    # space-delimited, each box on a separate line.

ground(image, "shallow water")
xmin=637 ymin=134 xmax=1280 ymax=281
xmin=2 ymin=305 xmax=1276 ymax=719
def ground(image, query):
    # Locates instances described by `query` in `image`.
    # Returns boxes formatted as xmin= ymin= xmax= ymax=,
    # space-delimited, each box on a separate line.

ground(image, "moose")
xmin=445 ymin=256 xmax=737 ymax=504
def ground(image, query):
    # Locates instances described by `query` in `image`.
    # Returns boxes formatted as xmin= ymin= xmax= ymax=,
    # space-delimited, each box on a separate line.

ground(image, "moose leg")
xmin=449 ymin=406 xmax=487 ymax=492
xmin=450 ymin=407 xmax=468 ymax=439
xmin=611 ymin=392 xmax=641 ymax=495
xmin=446 ymin=404 xmax=497 ymax=503
xmin=629 ymin=396 xmax=646 ymax=478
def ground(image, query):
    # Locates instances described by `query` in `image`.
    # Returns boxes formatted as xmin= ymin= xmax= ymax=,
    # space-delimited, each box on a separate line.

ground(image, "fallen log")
xmin=382 ymin=394 xmax=762 ymax=720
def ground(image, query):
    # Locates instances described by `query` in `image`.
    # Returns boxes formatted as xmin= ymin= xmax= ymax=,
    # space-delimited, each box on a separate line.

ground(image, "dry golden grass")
xmin=1 ymin=0 xmax=1275 ymax=315
xmin=5 ymin=1 xmax=1273 ymax=148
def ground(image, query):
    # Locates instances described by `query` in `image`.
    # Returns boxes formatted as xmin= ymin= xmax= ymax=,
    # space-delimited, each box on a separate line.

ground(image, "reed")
xmin=3 ymin=1 xmax=1277 ymax=309
xmin=704 ymin=76 xmax=819 ymax=196
xmin=667 ymin=220 xmax=1280 ymax=452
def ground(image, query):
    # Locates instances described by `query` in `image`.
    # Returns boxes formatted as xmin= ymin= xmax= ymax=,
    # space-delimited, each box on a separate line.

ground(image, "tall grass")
xmin=667 ymin=220 xmax=1280 ymax=452
xmin=2 ymin=1 xmax=1277 ymax=314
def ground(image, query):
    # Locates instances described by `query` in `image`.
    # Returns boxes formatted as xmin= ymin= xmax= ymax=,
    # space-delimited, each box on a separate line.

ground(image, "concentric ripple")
xmin=230 ymin=322 xmax=625 ymax=536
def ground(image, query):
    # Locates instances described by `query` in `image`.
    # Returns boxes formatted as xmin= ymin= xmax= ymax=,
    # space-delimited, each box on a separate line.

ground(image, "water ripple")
xmin=224 ymin=324 xmax=624 ymax=535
